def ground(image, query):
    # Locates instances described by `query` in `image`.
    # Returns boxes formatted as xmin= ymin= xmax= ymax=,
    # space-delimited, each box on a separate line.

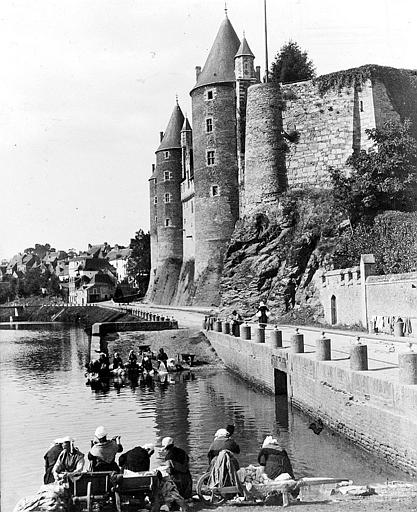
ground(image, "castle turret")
xmin=147 ymin=102 xmax=184 ymax=304
xmin=190 ymin=15 xmax=241 ymax=305
xmin=243 ymin=83 xmax=287 ymax=215
xmin=234 ymin=35 xmax=257 ymax=212
xmin=180 ymin=117 xmax=195 ymax=265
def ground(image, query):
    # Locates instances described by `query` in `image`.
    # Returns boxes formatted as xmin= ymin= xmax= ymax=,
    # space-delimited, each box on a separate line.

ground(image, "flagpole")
xmin=264 ymin=0 xmax=269 ymax=82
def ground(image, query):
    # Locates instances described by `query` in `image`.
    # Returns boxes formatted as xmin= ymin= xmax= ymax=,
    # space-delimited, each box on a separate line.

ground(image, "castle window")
xmin=360 ymin=101 xmax=364 ymax=112
xmin=164 ymin=193 xmax=172 ymax=203
xmin=191 ymin=201 xmax=194 ymax=213
xmin=154 ymin=216 xmax=157 ymax=223
xmin=153 ymin=196 xmax=158 ymax=205
xmin=164 ymin=170 xmax=173 ymax=181
xmin=207 ymin=150 xmax=215 ymax=165
xmin=211 ymin=185 xmax=220 ymax=196
xmin=244 ymin=61 xmax=249 ymax=73
xmin=164 ymin=151 xmax=170 ymax=159
xmin=165 ymin=218 xmax=171 ymax=227
xmin=206 ymin=118 xmax=213 ymax=133
xmin=207 ymin=89 xmax=214 ymax=100
xmin=347 ymin=271 xmax=353 ymax=282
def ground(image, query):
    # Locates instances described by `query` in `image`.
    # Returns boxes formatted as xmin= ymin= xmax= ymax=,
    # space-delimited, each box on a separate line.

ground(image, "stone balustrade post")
xmin=214 ymin=320 xmax=222 ymax=332
xmin=254 ymin=325 xmax=265 ymax=343
xmin=350 ymin=338 xmax=368 ymax=370
xmin=291 ymin=328 xmax=304 ymax=353
xmin=222 ymin=321 xmax=230 ymax=335
xmin=270 ymin=327 xmax=282 ymax=348
xmin=316 ymin=332 xmax=331 ymax=361
xmin=240 ymin=323 xmax=251 ymax=340
xmin=398 ymin=351 xmax=417 ymax=384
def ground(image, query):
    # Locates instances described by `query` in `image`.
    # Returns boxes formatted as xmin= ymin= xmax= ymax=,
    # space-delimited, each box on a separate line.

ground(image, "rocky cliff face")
xmin=220 ymin=190 xmax=337 ymax=323
xmin=220 ymin=189 xmax=417 ymax=323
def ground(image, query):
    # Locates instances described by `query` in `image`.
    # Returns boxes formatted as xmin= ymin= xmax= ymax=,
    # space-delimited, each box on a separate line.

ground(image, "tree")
xmin=330 ymin=119 xmax=417 ymax=223
xmin=270 ymin=41 xmax=315 ymax=84
xmin=127 ymin=230 xmax=151 ymax=296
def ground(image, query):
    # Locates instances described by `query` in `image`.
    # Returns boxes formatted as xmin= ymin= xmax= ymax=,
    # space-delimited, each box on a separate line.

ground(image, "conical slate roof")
xmin=157 ymin=103 xmax=185 ymax=152
xmin=182 ymin=117 xmax=192 ymax=131
xmin=235 ymin=36 xmax=254 ymax=58
xmin=191 ymin=16 xmax=240 ymax=92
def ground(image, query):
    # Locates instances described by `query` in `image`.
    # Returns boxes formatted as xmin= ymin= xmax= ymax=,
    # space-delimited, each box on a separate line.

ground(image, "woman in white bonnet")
xmin=257 ymin=435 xmax=295 ymax=480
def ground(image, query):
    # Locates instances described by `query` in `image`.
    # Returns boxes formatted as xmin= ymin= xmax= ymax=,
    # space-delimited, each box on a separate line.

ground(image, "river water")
xmin=0 ymin=325 xmax=412 ymax=511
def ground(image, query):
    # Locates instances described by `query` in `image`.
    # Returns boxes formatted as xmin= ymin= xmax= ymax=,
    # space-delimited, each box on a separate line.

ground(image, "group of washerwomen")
xmin=43 ymin=426 xmax=193 ymax=509
xmin=87 ymin=347 xmax=179 ymax=379
xmin=44 ymin=424 xmax=295 ymax=508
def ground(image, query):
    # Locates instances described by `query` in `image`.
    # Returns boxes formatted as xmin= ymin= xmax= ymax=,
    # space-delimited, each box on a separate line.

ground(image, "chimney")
xmin=159 ymin=131 xmax=164 ymax=142
xmin=195 ymin=66 xmax=201 ymax=80
xmin=255 ymin=66 xmax=261 ymax=83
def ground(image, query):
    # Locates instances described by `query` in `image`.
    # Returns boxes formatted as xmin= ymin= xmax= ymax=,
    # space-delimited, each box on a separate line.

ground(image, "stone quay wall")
xmin=205 ymin=330 xmax=417 ymax=474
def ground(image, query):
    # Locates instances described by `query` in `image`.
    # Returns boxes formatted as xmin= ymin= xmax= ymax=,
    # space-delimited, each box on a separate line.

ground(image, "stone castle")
xmin=147 ymin=13 xmax=417 ymax=307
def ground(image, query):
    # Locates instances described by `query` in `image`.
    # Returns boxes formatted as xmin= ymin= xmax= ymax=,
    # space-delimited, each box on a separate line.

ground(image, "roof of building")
xmin=157 ymin=103 xmax=185 ymax=152
xmin=83 ymin=258 xmax=114 ymax=272
xmin=181 ymin=117 xmax=192 ymax=132
xmin=191 ymin=16 xmax=240 ymax=92
xmin=235 ymin=36 xmax=254 ymax=58
xmin=107 ymin=248 xmax=131 ymax=261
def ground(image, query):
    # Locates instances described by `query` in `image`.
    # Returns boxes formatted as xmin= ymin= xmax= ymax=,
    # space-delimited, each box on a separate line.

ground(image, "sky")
xmin=1 ymin=0 xmax=416 ymax=260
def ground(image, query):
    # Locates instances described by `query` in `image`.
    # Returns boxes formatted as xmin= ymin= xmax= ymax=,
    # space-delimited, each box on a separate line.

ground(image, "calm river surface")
xmin=0 ymin=325 xmax=412 ymax=511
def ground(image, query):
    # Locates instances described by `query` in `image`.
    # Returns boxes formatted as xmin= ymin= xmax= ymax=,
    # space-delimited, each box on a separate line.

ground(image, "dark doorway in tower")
xmin=331 ymin=295 xmax=337 ymax=325
xmin=274 ymin=369 xmax=287 ymax=395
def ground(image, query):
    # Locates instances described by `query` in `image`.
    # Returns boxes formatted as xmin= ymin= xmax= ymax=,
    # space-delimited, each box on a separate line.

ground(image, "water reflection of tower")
xmin=153 ymin=374 xmax=191 ymax=458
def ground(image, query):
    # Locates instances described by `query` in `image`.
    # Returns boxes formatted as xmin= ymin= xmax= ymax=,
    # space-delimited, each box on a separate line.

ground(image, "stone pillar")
xmin=398 ymin=351 xmax=417 ymax=384
xmin=350 ymin=339 xmax=368 ymax=370
xmin=214 ymin=320 xmax=222 ymax=332
xmin=222 ymin=321 xmax=231 ymax=335
xmin=316 ymin=333 xmax=331 ymax=361
xmin=254 ymin=325 xmax=265 ymax=343
xmin=291 ymin=329 xmax=304 ymax=353
xmin=270 ymin=327 xmax=282 ymax=348
xmin=240 ymin=323 xmax=251 ymax=340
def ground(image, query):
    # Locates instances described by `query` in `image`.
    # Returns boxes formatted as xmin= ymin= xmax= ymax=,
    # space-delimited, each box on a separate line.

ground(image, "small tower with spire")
xmin=235 ymin=34 xmax=257 ymax=211
xmin=147 ymin=101 xmax=184 ymax=304
xmin=180 ymin=116 xmax=195 ymax=266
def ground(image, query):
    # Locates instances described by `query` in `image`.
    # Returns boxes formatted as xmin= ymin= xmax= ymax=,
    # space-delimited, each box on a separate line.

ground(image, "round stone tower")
xmin=190 ymin=15 xmax=241 ymax=305
xmin=147 ymin=102 xmax=184 ymax=304
xmin=243 ymin=83 xmax=287 ymax=215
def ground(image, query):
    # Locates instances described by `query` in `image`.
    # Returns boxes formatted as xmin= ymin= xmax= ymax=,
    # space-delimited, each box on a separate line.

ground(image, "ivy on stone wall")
xmin=315 ymin=65 xmax=417 ymax=138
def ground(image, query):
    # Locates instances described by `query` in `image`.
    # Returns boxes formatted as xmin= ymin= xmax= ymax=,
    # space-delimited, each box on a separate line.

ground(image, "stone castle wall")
xmin=281 ymin=78 xmax=376 ymax=187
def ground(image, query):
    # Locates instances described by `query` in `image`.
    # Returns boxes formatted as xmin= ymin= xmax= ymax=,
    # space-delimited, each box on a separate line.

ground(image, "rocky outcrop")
xmin=220 ymin=189 xmax=417 ymax=323
xmin=220 ymin=190 xmax=343 ymax=323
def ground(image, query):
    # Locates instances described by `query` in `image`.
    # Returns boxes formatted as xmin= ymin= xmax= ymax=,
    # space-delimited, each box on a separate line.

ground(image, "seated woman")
xmin=53 ymin=437 xmax=85 ymax=483
xmin=207 ymin=429 xmax=240 ymax=467
xmin=257 ymin=435 xmax=295 ymax=480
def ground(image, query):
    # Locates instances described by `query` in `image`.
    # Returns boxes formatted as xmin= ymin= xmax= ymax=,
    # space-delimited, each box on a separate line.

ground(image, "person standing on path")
xmin=256 ymin=301 xmax=270 ymax=325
